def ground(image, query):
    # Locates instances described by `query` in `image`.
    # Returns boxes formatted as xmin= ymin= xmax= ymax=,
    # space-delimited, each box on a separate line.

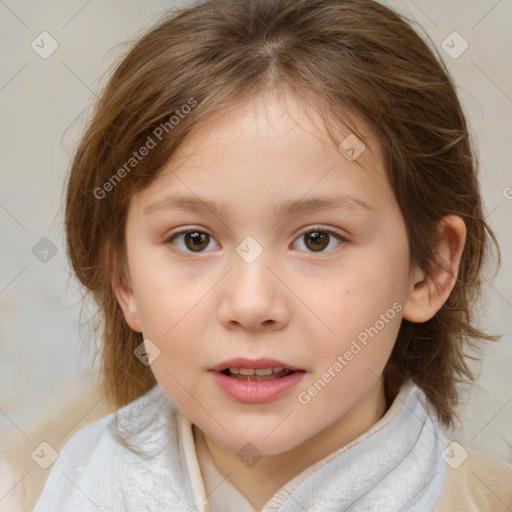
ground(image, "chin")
xmin=212 ymin=426 xmax=304 ymax=457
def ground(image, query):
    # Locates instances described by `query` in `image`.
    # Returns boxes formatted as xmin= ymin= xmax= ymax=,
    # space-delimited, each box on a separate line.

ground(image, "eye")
xmin=165 ymin=229 xmax=219 ymax=253
xmin=292 ymin=227 xmax=345 ymax=253
xmin=165 ymin=226 xmax=345 ymax=255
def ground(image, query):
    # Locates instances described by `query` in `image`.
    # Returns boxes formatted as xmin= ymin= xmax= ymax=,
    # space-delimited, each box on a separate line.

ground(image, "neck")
xmin=203 ymin=378 xmax=389 ymax=510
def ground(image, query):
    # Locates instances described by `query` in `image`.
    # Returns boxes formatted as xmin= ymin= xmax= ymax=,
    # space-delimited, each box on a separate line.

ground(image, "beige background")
xmin=0 ymin=0 xmax=511 ymax=510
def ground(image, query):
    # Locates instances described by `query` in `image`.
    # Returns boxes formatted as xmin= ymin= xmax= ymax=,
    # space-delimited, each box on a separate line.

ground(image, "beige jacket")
xmin=434 ymin=441 xmax=512 ymax=511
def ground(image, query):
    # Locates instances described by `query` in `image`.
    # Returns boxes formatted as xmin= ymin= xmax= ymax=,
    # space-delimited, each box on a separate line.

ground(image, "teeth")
xmin=254 ymin=368 xmax=273 ymax=376
xmin=226 ymin=367 xmax=293 ymax=380
xmin=228 ymin=367 xmax=286 ymax=376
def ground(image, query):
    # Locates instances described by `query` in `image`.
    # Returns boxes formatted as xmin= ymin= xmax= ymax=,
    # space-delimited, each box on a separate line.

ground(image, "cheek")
xmin=129 ymin=250 xmax=204 ymax=329
xmin=304 ymin=261 xmax=403 ymax=360
xmin=132 ymin=271 xmax=212 ymax=365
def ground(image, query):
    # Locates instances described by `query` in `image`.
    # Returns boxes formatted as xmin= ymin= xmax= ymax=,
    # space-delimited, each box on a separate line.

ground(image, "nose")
xmin=216 ymin=245 xmax=290 ymax=332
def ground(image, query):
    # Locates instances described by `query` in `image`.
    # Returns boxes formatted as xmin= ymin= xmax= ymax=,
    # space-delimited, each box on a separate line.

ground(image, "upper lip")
xmin=209 ymin=357 xmax=303 ymax=372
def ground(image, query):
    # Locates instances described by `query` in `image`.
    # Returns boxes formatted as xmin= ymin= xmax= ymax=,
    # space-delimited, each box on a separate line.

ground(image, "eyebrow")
xmin=144 ymin=193 xmax=375 ymax=218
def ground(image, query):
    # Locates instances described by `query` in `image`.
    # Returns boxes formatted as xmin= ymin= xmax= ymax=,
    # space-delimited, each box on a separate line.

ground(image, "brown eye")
xmin=306 ymin=231 xmax=329 ymax=251
xmin=165 ymin=230 xmax=218 ymax=253
xmin=294 ymin=228 xmax=344 ymax=253
xmin=184 ymin=231 xmax=210 ymax=251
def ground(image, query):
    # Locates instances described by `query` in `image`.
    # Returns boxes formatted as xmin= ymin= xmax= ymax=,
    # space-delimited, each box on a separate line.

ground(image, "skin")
xmin=114 ymin=89 xmax=466 ymax=509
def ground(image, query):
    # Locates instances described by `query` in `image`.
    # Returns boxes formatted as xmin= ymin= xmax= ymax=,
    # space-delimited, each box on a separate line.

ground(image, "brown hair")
xmin=65 ymin=0 xmax=499 ymax=429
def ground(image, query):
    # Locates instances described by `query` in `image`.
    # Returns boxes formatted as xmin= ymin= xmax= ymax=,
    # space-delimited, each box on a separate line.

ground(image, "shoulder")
xmin=54 ymin=384 xmax=179 ymax=472
xmin=32 ymin=407 xmax=121 ymax=511
xmin=33 ymin=384 xmax=189 ymax=511
xmin=435 ymin=438 xmax=512 ymax=512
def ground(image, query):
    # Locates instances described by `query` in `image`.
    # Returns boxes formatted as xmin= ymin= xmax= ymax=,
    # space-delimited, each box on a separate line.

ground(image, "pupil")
xmin=306 ymin=231 xmax=328 ymax=251
xmin=186 ymin=231 xmax=208 ymax=251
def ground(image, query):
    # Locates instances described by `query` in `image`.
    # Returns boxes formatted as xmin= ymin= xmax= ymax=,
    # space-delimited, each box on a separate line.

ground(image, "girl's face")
xmin=116 ymin=90 xmax=420 ymax=455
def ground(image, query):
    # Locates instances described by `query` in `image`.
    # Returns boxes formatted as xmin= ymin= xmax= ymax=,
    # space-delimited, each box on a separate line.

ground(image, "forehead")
xmin=171 ymin=89 xmax=382 ymax=166
xmin=132 ymin=90 xmax=395 ymax=218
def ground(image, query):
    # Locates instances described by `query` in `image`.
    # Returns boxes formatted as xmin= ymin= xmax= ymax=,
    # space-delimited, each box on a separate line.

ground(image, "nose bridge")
xmin=235 ymin=235 xmax=266 ymax=267
xmin=217 ymin=233 xmax=289 ymax=329
xmin=231 ymin=234 xmax=275 ymax=294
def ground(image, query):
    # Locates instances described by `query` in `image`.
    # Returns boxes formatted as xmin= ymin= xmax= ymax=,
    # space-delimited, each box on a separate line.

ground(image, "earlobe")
xmin=402 ymin=215 xmax=466 ymax=323
xmin=111 ymin=257 xmax=143 ymax=333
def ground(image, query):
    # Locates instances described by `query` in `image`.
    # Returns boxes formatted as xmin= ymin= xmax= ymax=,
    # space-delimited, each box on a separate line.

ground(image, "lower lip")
xmin=211 ymin=370 xmax=305 ymax=403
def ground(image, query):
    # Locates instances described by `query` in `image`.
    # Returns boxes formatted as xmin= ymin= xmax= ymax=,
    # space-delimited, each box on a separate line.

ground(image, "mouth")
xmin=209 ymin=357 xmax=305 ymax=402
xmin=209 ymin=357 xmax=303 ymax=378
xmin=219 ymin=367 xmax=296 ymax=381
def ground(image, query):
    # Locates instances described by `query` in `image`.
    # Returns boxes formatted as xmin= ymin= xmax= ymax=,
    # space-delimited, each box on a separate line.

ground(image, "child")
xmin=33 ymin=0 xmax=512 ymax=510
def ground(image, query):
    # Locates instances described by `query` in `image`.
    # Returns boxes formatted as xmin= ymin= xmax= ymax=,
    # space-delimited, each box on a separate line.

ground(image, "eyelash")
xmin=163 ymin=226 xmax=346 ymax=256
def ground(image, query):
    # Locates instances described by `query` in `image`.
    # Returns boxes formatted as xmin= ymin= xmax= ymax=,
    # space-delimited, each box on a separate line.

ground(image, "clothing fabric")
xmin=32 ymin=380 xmax=512 ymax=511
xmin=193 ymin=425 xmax=258 ymax=511
xmin=187 ymin=379 xmax=447 ymax=511
xmin=0 ymin=453 xmax=25 ymax=512
xmin=434 ymin=443 xmax=512 ymax=511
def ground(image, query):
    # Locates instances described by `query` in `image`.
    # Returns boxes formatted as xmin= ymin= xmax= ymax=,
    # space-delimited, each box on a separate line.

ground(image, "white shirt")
xmin=33 ymin=379 xmax=449 ymax=511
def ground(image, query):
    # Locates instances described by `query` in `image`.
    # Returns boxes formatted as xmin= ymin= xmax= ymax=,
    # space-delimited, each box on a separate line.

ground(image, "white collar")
xmin=179 ymin=379 xmax=447 ymax=512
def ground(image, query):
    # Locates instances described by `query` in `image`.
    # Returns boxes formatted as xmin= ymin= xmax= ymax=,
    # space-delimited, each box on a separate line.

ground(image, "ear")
xmin=111 ymin=250 xmax=143 ymax=333
xmin=402 ymin=215 xmax=466 ymax=323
